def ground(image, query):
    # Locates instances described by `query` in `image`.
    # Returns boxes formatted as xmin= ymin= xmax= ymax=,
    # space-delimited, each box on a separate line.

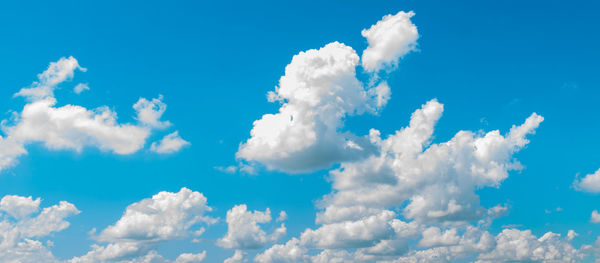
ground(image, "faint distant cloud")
xmin=73 ymin=83 xmax=89 ymax=94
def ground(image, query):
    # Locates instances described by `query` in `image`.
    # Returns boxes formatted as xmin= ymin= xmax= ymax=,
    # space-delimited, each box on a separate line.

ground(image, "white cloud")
xmin=133 ymin=95 xmax=171 ymax=128
xmin=239 ymin=11 xmax=554 ymax=263
xmin=300 ymin=210 xmax=400 ymax=249
xmin=0 ymin=195 xmax=79 ymax=263
xmin=150 ymin=131 xmax=190 ymax=154
xmin=72 ymin=188 xmax=214 ymax=263
xmin=0 ymin=195 xmax=41 ymax=219
xmin=7 ymin=98 xmax=150 ymax=154
xmin=174 ymin=252 xmax=206 ymax=263
xmin=15 ymin=56 xmax=86 ymax=101
xmin=574 ymin=168 xmax=600 ymax=193
xmin=361 ymin=11 xmax=419 ymax=72
xmin=418 ymin=227 xmax=460 ymax=248
xmin=214 ymin=163 xmax=256 ymax=175
xmin=73 ymin=83 xmax=90 ymax=94
xmin=98 ymin=187 xmax=213 ymax=242
xmin=223 ymin=250 xmax=244 ymax=263
xmin=257 ymin=100 xmax=543 ymax=261
xmin=254 ymin=238 xmax=308 ymax=263
xmin=237 ymin=42 xmax=386 ymax=173
xmin=323 ymin=100 xmax=543 ymax=224
xmin=276 ymin=211 xmax=287 ymax=222
xmin=0 ymin=57 xmax=186 ymax=172
xmin=217 ymin=204 xmax=286 ymax=250
xmin=591 ymin=210 xmax=600 ymax=223
xmin=476 ymin=229 xmax=583 ymax=263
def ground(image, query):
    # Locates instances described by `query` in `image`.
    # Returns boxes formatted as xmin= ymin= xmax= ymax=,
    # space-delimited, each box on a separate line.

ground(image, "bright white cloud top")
xmin=361 ymin=11 xmax=419 ymax=72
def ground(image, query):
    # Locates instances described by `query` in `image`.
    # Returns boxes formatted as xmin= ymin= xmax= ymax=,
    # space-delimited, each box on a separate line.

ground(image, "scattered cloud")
xmin=574 ymin=168 xmax=600 ymax=193
xmin=15 ymin=56 xmax=86 ymax=101
xmin=0 ymin=57 xmax=188 ymax=172
xmin=591 ymin=210 xmax=600 ymax=223
xmin=73 ymin=83 xmax=89 ymax=94
xmin=361 ymin=11 xmax=419 ymax=72
xmin=0 ymin=194 xmax=79 ymax=263
xmin=150 ymin=131 xmax=190 ymax=154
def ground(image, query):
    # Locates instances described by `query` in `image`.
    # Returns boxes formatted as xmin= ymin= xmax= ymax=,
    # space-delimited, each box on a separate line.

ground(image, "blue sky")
xmin=0 ymin=0 xmax=600 ymax=262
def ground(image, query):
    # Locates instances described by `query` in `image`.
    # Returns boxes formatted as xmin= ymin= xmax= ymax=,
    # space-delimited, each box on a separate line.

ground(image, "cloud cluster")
xmin=0 ymin=56 xmax=189 ymax=172
xmin=0 ymin=194 xmax=79 ymax=263
xmin=71 ymin=188 xmax=213 ymax=263
xmin=238 ymin=10 xmax=594 ymax=263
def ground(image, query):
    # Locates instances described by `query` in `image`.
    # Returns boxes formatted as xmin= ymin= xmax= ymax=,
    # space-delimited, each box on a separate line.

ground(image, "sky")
xmin=0 ymin=0 xmax=600 ymax=262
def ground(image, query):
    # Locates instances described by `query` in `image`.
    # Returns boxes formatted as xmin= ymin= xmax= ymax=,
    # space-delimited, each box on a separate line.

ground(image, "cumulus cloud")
xmin=0 ymin=195 xmax=79 ymax=263
xmin=6 ymin=98 xmax=150 ymax=154
xmin=300 ymin=210 xmax=401 ymax=249
xmin=322 ymin=101 xmax=543 ymax=224
xmin=361 ymin=11 xmax=419 ymax=72
xmin=72 ymin=188 xmax=214 ymax=263
xmin=237 ymin=41 xmax=391 ymax=173
xmin=238 ymin=10 xmax=564 ymax=263
xmin=476 ymin=229 xmax=582 ymax=263
xmin=574 ymin=168 xmax=600 ymax=193
xmin=0 ymin=57 xmax=186 ymax=172
xmin=150 ymin=131 xmax=190 ymax=154
xmin=254 ymin=238 xmax=308 ymax=263
xmin=217 ymin=204 xmax=286 ymax=250
xmin=15 ymin=56 xmax=86 ymax=101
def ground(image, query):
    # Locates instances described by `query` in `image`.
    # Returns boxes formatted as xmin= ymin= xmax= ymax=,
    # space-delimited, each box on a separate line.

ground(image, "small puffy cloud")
xmin=361 ymin=11 xmax=419 ymax=72
xmin=276 ymin=211 xmax=287 ymax=222
xmin=133 ymin=95 xmax=171 ymax=128
xmin=574 ymin=168 xmax=600 ymax=193
xmin=150 ymin=131 xmax=190 ymax=154
xmin=174 ymin=252 xmax=206 ymax=263
xmin=217 ymin=204 xmax=286 ymax=250
xmin=567 ymin=230 xmax=578 ymax=241
xmin=73 ymin=83 xmax=90 ymax=94
xmin=0 ymin=195 xmax=79 ymax=262
xmin=15 ymin=56 xmax=86 ymax=101
xmin=591 ymin=210 xmax=600 ymax=223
